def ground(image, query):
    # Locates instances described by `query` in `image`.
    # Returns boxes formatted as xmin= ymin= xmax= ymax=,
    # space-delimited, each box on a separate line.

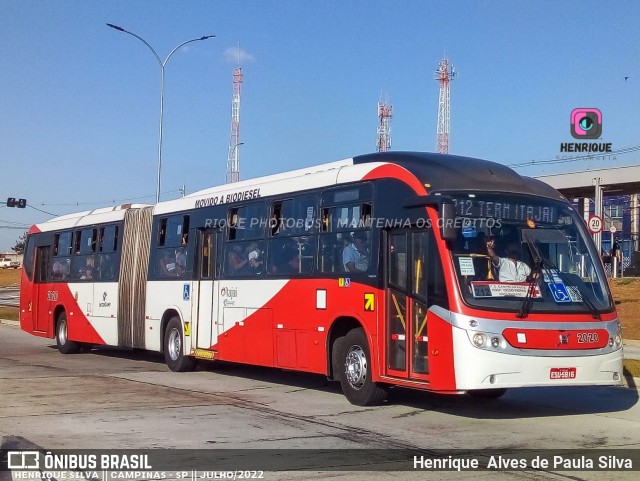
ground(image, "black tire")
xmin=336 ymin=328 xmax=388 ymax=406
xmin=467 ymin=388 xmax=508 ymax=399
xmin=56 ymin=312 xmax=80 ymax=354
xmin=331 ymin=336 xmax=345 ymax=381
xmin=163 ymin=316 xmax=196 ymax=372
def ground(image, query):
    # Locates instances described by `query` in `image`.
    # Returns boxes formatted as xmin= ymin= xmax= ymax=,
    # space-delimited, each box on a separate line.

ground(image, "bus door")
xmin=33 ymin=246 xmax=51 ymax=334
xmin=194 ymin=229 xmax=221 ymax=350
xmin=385 ymin=229 xmax=430 ymax=381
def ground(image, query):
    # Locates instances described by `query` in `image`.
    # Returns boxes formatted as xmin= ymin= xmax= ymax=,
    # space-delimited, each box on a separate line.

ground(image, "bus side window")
xmin=50 ymin=231 xmax=72 ymax=281
xmin=73 ymin=230 xmax=82 ymax=255
xmin=276 ymin=196 xmax=316 ymax=236
xmin=228 ymin=208 xmax=239 ymax=241
xmin=270 ymin=202 xmax=283 ymax=236
xmin=319 ymin=233 xmax=346 ymax=273
xmin=158 ymin=219 xmax=167 ymax=246
xmin=23 ymin=235 xmax=36 ymax=281
xmin=97 ymin=224 xmax=120 ymax=281
xmin=267 ymin=236 xmax=315 ymax=276
xmin=224 ymin=240 xmax=265 ymax=277
xmin=320 ymin=208 xmax=330 ymax=232
xmin=154 ymin=216 xmax=190 ymax=279
xmin=228 ymin=204 xmax=265 ymax=241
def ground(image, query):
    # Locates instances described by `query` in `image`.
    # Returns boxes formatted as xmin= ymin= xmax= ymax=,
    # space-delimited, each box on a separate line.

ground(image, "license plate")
xmin=550 ymin=367 xmax=576 ymax=379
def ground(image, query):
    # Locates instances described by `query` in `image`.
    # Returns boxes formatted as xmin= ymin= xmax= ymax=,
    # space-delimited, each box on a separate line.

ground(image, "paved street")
xmin=1 ymin=322 xmax=640 ymax=480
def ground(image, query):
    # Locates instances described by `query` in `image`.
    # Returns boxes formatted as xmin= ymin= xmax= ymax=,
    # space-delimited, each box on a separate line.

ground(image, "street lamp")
xmin=107 ymin=23 xmax=215 ymax=203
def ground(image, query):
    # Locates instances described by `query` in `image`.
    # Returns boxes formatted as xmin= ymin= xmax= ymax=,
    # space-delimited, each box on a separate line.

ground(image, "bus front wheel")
xmin=337 ymin=328 xmax=388 ymax=406
xmin=56 ymin=312 xmax=80 ymax=354
xmin=163 ymin=317 xmax=196 ymax=372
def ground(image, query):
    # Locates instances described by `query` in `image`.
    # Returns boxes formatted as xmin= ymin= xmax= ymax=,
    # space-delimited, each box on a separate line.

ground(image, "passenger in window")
xmin=246 ymin=242 xmax=264 ymax=274
xmin=52 ymin=258 xmax=70 ymax=280
xmin=159 ymin=251 xmax=177 ymax=277
xmin=80 ymin=267 xmax=93 ymax=280
xmin=280 ymin=248 xmax=301 ymax=275
xmin=227 ymin=244 xmax=250 ymax=275
xmin=342 ymin=231 xmax=369 ymax=273
xmin=486 ymin=238 xmax=531 ymax=282
xmin=78 ymin=256 xmax=96 ymax=280
xmin=175 ymin=247 xmax=187 ymax=277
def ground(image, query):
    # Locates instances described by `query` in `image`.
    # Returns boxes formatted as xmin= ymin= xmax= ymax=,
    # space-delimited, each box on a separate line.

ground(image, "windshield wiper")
xmin=517 ymin=256 xmax=543 ymax=319
xmin=521 ymin=234 xmax=601 ymax=320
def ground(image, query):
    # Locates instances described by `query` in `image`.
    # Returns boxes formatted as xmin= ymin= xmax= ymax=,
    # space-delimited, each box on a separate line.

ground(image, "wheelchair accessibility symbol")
xmin=547 ymin=282 xmax=571 ymax=303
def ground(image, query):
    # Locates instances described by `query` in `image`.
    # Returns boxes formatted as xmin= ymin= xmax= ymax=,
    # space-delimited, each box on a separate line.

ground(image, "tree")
xmin=12 ymin=231 xmax=27 ymax=255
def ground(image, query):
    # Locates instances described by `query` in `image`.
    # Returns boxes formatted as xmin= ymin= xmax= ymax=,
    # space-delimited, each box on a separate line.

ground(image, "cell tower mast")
xmin=226 ymin=65 xmax=243 ymax=183
xmin=435 ymin=58 xmax=455 ymax=154
xmin=376 ymin=94 xmax=392 ymax=152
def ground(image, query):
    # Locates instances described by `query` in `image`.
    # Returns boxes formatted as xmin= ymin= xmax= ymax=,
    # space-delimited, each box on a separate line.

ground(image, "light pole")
xmin=107 ymin=23 xmax=215 ymax=203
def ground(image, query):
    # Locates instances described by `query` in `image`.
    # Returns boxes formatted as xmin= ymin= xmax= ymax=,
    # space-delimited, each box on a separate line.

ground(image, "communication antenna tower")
xmin=376 ymin=94 xmax=393 ymax=152
xmin=226 ymin=65 xmax=243 ymax=183
xmin=435 ymin=58 xmax=455 ymax=154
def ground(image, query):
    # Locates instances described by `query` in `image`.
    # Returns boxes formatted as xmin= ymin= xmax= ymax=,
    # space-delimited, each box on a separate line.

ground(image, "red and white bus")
xmin=19 ymin=152 xmax=623 ymax=405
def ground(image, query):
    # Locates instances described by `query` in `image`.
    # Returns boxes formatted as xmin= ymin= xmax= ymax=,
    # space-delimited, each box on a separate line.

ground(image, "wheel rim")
xmin=168 ymin=328 xmax=181 ymax=361
xmin=345 ymin=345 xmax=367 ymax=390
xmin=58 ymin=318 xmax=68 ymax=345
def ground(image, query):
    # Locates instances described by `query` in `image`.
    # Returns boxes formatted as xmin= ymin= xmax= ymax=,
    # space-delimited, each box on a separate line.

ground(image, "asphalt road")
xmin=0 ymin=287 xmax=18 ymax=307
xmin=1 ymin=322 xmax=639 ymax=480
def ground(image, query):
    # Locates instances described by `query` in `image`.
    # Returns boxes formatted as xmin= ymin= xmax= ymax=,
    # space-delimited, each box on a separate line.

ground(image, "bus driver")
xmin=486 ymin=238 xmax=531 ymax=282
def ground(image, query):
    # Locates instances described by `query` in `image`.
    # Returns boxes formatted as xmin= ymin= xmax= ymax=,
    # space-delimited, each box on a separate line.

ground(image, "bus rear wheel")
xmin=56 ymin=312 xmax=80 ymax=354
xmin=337 ymin=328 xmax=388 ymax=406
xmin=163 ymin=317 xmax=196 ymax=372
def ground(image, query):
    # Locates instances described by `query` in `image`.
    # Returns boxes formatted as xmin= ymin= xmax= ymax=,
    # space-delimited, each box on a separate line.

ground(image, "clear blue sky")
xmin=1 ymin=1 xmax=639 ymax=251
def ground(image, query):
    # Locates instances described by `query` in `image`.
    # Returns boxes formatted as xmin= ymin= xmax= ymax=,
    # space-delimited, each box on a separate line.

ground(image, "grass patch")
xmin=0 ymin=306 xmax=19 ymax=321
xmin=610 ymin=280 xmax=640 ymax=340
xmin=0 ymin=269 xmax=20 ymax=288
xmin=611 ymin=277 xmax=639 ymax=287
xmin=611 ymin=277 xmax=637 ymax=286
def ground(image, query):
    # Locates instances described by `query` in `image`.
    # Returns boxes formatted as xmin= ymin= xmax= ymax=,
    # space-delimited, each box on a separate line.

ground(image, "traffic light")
xmin=6 ymin=197 xmax=26 ymax=208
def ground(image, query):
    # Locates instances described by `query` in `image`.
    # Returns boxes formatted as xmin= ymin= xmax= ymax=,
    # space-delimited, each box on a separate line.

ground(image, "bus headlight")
xmin=472 ymin=333 xmax=486 ymax=348
xmin=609 ymin=337 xmax=614 ymax=347
xmin=491 ymin=337 xmax=501 ymax=349
xmin=615 ymin=334 xmax=622 ymax=347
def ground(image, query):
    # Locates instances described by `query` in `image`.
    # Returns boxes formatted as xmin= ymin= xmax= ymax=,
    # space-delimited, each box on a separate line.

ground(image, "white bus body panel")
xmin=451 ymin=325 xmax=623 ymax=389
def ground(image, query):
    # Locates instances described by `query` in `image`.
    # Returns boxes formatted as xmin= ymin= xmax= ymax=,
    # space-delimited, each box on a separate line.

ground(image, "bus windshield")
xmin=448 ymin=193 xmax=613 ymax=315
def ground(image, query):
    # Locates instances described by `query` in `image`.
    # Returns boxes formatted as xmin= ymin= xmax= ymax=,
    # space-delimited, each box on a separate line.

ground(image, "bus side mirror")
xmin=440 ymin=201 xmax=457 ymax=243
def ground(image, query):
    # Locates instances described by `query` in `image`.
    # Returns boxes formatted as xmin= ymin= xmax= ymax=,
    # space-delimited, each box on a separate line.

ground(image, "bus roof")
xmin=33 ymin=203 xmax=150 ymax=232
xmin=353 ymin=152 xmax=566 ymax=201
xmin=34 ymin=152 xmax=565 ymax=230
xmin=155 ymin=152 xmax=564 ymax=215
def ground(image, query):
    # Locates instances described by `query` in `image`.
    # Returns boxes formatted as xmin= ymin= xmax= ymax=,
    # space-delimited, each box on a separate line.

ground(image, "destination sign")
xmin=451 ymin=197 xmax=558 ymax=224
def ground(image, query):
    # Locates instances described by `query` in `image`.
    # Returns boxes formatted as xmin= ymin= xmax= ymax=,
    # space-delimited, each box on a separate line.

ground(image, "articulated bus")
xmin=20 ymin=152 xmax=623 ymax=405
